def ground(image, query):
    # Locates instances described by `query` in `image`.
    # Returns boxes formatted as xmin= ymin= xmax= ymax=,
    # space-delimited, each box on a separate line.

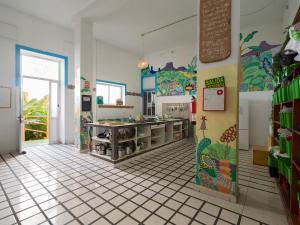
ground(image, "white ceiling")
xmin=92 ymin=0 xmax=197 ymax=54
xmin=0 ymin=0 xmax=285 ymax=54
xmin=0 ymin=0 xmax=96 ymax=28
xmin=241 ymin=0 xmax=285 ymax=28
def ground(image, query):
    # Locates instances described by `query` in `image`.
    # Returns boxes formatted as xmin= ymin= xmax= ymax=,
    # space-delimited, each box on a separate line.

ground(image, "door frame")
xmin=16 ymin=44 xmax=68 ymax=152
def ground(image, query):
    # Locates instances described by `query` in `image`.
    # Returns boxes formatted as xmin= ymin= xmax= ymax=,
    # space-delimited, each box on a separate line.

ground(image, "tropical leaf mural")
xmin=141 ymin=57 xmax=197 ymax=96
xmin=195 ymin=116 xmax=238 ymax=194
xmin=240 ymin=31 xmax=281 ymax=92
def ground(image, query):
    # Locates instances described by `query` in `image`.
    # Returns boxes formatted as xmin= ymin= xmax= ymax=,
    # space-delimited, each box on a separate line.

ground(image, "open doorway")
xmin=16 ymin=45 xmax=68 ymax=150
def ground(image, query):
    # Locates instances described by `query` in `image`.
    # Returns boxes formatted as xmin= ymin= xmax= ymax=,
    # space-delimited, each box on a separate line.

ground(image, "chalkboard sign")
xmin=203 ymin=87 xmax=226 ymax=111
xmin=82 ymin=95 xmax=92 ymax=112
xmin=200 ymin=0 xmax=231 ymax=63
xmin=205 ymin=76 xmax=225 ymax=88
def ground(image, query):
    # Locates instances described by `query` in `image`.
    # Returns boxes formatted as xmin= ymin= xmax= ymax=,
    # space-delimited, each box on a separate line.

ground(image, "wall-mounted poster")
xmin=141 ymin=57 xmax=197 ymax=97
xmin=203 ymin=87 xmax=225 ymax=111
xmin=240 ymin=31 xmax=281 ymax=92
xmin=156 ymin=57 xmax=197 ymax=96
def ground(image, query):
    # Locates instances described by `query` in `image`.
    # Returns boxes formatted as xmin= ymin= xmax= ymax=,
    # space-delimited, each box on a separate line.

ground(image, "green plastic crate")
xmin=277 ymin=156 xmax=290 ymax=175
xmin=285 ymin=112 xmax=293 ymax=129
xmin=279 ymin=137 xmax=286 ymax=153
xmin=284 ymin=163 xmax=291 ymax=184
xmin=279 ymin=112 xmax=285 ymax=126
xmin=268 ymin=154 xmax=278 ymax=168
xmin=286 ymin=140 xmax=292 ymax=158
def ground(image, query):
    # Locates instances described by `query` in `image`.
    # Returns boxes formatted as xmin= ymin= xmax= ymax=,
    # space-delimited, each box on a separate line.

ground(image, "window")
xmin=96 ymin=80 xmax=126 ymax=105
xmin=143 ymin=90 xmax=156 ymax=115
xmin=21 ymin=54 xmax=60 ymax=80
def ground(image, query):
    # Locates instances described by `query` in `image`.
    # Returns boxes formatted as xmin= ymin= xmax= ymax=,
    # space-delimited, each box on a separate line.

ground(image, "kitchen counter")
xmin=85 ymin=118 xmax=186 ymax=128
xmin=85 ymin=118 xmax=189 ymax=164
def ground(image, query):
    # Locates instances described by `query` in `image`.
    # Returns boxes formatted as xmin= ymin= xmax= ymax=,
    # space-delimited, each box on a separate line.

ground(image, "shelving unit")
xmin=272 ymin=65 xmax=300 ymax=225
xmin=270 ymin=10 xmax=300 ymax=225
xmin=86 ymin=119 xmax=189 ymax=163
xmin=173 ymin=121 xmax=182 ymax=141
xmin=151 ymin=124 xmax=165 ymax=148
xmin=182 ymin=120 xmax=189 ymax=138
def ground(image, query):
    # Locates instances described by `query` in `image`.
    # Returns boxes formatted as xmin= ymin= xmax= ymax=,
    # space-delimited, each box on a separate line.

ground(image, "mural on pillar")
xmin=74 ymin=75 xmax=93 ymax=149
xmin=195 ymin=116 xmax=237 ymax=194
xmin=195 ymin=64 xmax=239 ymax=198
xmin=240 ymin=31 xmax=281 ymax=92
xmin=141 ymin=57 xmax=197 ymax=96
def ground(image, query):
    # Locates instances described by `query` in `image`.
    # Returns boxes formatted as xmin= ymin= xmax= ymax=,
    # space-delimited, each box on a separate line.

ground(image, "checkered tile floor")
xmin=0 ymin=141 xmax=287 ymax=225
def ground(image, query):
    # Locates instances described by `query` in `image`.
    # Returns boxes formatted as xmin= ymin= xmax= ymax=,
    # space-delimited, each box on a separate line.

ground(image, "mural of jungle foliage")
xmin=240 ymin=31 xmax=281 ymax=92
xmin=141 ymin=57 xmax=197 ymax=96
xmin=23 ymin=92 xmax=48 ymax=141
xmin=195 ymin=116 xmax=237 ymax=195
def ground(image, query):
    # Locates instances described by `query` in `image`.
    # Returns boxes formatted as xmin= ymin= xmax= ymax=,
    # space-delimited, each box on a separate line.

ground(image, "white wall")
xmin=241 ymin=22 xmax=284 ymax=46
xmin=240 ymin=91 xmax=273 ymax=147
xmin=96 ymin=40 xmax=141 ymax=119
xmin=146 ymin=43 xmax=197 ymax=116
xmin=240 ymin=22 xmax=281 ymax=147
xmin=0 ymin=4 xmax=74 ymax=154
xmin=283 ymin=0 xmax=300 ymax=29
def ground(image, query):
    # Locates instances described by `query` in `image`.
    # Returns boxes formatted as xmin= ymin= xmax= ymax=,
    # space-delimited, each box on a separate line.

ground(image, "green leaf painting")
xmin=203 ymin=143 xmax=237 ymax=165
xmin=141 ymin=57 xmax=197 ymax=97
xmin=243 ymin=31 xmax=258 ymax=43
xmin=240 ymin=31 xmax=280 ymax=92
xmin=248 ymin=46 xmax=261 ymax=51
xmin=195 ymin=122 xmax=238 ymax=195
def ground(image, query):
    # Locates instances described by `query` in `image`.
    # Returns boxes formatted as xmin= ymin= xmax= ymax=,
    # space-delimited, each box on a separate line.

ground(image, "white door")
xmin=49 ymin=81 xmax=60 ymax=144
xmin=19 ymin=51 xmax=61 ymax=149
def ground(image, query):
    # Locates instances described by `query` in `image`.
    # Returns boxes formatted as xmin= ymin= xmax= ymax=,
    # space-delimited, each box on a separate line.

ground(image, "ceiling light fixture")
xmin=137 ymin=34 xmax=149 ymax=69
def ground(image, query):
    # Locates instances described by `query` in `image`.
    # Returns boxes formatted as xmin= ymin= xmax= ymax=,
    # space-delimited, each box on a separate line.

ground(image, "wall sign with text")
xmin=199 ymin=0 xmax=231 ymax=63
xmin=203 ymin=87 xmax=226 ymax=111
xmin=205 ymin=76 xmax=225 ymax=88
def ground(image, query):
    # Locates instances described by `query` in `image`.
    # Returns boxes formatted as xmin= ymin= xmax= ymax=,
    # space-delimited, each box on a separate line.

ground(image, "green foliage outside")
xmin=23 ymin=92 xmax=48 ymax=141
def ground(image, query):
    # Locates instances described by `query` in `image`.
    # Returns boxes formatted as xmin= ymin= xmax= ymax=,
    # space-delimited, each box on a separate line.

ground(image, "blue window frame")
xmin=96 ymin=80 xmax=127 ymax=105
xmin=16 ymin=44 xmax=68 ymax=87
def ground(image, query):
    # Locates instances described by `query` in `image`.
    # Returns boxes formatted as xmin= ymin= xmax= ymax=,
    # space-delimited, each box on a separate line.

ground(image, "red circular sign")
xmin=217 ymin=89 xmax=223 ymax=95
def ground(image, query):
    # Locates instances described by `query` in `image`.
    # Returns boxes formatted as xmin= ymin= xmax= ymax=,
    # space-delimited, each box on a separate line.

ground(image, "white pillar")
xmin=74 ymin=18 xmax=95 ymax=150
xmin=195 ymin=0 xmax=240 ymax=202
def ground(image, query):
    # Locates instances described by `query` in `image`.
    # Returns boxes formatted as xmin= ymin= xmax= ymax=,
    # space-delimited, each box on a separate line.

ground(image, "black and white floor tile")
xmin=0 ymin=141 xmax=288 ymax=225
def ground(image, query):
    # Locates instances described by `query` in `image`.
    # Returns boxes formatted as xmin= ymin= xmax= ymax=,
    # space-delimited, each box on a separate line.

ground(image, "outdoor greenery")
xmin=23 ymin=92 xmax=48 ymax=141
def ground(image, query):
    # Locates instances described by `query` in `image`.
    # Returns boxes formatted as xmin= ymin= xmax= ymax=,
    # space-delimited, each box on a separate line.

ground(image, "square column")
xmin=74 ymin=18 xmax=95 ymax=151
xmin=195 ymin=0 xmax=240 ymax=202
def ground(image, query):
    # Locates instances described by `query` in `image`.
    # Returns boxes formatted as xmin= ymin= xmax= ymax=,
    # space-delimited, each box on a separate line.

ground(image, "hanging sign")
xmin=205 ymin=76 xmax=225 ymax=88
xmin=199 ymin=0 xmax=231 ymax=63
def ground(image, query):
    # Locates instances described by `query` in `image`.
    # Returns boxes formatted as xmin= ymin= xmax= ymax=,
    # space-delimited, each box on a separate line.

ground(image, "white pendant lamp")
xmin=137 ymin=58 xmax=149 ymax=69
xmin=137 ymin=34 xmax=149 ymax=69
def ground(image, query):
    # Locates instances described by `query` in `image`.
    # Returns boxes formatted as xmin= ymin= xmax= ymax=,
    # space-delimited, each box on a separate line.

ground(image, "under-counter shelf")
xmin=118 ymin=137 xmax=136 ymax=143
xmin=151 ymin=135 xmax=164 ymax=139
xmin=173 ymin=130 xmax=182 ymax=134
xmin=137 ymin=135 xmax=150 ymax=139
xmin=92 ymin=136 xmax=111 ymax=143
xmin=151 ymin=124 xmax=165 ymax=129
